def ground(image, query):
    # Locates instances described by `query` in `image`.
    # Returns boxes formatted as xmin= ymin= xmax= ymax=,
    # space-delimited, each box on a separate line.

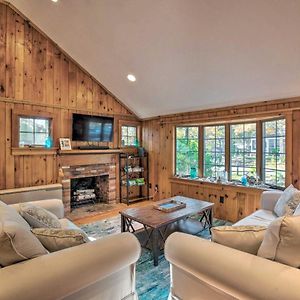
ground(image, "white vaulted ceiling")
xmin=9 ymin=0 xmax=300 ymax=118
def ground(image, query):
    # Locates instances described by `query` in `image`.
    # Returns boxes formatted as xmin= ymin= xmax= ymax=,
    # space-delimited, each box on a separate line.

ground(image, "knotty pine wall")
xmin=143 ymin=97 xmax=300 ymax=200
xmin=0 ymin=3 xmax=140 ymax=190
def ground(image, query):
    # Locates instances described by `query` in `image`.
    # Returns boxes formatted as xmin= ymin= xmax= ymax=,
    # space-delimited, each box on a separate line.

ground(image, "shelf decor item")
xmin=59 ymin=138 xmax=72 ymax=150
xmin=153 ymin=199 xmax=186 ymax=213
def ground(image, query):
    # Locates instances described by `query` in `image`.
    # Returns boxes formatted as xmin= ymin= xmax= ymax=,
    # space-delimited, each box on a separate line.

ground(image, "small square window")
xmin=19 ymin=117 xmax=51 ymax=147
xmin=121 ymin=125 xmax=137 ymax=147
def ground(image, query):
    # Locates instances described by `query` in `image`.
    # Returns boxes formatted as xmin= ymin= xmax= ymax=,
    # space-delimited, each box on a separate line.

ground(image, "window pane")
xmin=245 ymin=138 xmax=255 ymax=152
xmin=231 ymin=139 xmax=244 ymax=153
xmin=216 ymin=126 xmax=225 ymax=138
xmin=20 ymin=132 xmax=34 ymax=145
xmin=244 ymin=123 xmax=256 ymax=138
xmin=35 ymin=119 xmax=49 ymax=133
xmin=35 ymin=133 xmax=48 ymax=145
xmin=277 ymin=154 xmax=285 ymax=170
xmin=20 ymin=118 xmax=33 ymax=132
xmin=176 ymin=127 xmax=187 ymax=139
xmin=176 ymin=127 xmax=199 ymax=176
xmin=204 ymin=126 xmax=215 ymax=138
xmin=231 ymin=124 xmax=244 ymax=138
xmin=264 ymin=121 xmax=276 ymax=137
xmin=203 ymin=125 xmax=225 ymax=178
xmin=263 ymin=119 xmax=286 ymax=187
xmin=121 ymin=126 xmax=128 ymax=136
xmin=128 ymin=126 xmax=136 ymax=136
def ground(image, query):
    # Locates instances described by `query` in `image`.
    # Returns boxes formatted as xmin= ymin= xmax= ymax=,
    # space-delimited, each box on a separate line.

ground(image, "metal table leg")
xmin=152 ymin=229 xmax=159 ymax=266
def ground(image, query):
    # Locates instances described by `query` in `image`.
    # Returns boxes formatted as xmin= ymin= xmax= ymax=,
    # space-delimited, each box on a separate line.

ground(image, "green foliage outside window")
xmin=203 ymin=125 xmax=225 ymax=178
xmin=263 ymin=119 xmax=286 ymax=187
xmin=175 ymin=127 xmax=199 ymax=176
xmin=121 ymin=126 xmax=137 ymax=146
xmin=230 ymin=123 xmax=256 ymax=180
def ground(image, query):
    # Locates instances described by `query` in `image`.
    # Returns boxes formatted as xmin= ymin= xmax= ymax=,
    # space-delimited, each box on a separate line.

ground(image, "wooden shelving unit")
xmin=119 ymin=152 xmax=149 ymax=205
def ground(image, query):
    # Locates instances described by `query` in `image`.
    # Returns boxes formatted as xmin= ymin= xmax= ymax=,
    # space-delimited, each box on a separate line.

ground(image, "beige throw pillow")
xmin=211 ymin=225 xmax=267 ymax=255
xmin=32 ymin=228 xmax=89 ymax=252
xmin=19 ymin=203 xmax=62 ymax=228
xmin=258 ymin=215 xmax=300 ymax=268
xmin=0 ymin=201 xmax=47 ymax=267
xmin=274 ymin=185 xmax=300 ymax=216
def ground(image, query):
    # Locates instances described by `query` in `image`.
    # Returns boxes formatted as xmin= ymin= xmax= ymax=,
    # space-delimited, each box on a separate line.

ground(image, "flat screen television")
xmin=72 ymin=114 xmax=114 ymax=142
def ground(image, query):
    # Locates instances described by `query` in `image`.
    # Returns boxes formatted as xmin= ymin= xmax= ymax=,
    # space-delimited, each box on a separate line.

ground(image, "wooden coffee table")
xmin=120 ymin=196 xmax=214 ymax=266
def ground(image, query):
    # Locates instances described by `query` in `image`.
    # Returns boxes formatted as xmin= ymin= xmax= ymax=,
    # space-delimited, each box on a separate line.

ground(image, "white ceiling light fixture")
xmin=51 ymin=0 xmax=58 ymax=3
xmin=127 ymin=74 xmax=136 ymax=82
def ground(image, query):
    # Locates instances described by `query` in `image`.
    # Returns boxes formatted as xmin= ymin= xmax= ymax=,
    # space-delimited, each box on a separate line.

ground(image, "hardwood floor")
xmin=73 ymin=200 xmax=153 ymax=225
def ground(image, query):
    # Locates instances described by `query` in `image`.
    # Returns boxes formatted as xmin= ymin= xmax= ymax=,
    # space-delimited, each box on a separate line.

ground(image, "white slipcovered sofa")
xmin=165 ymin=190 xmax=300 ymax=300
xmin=0 ymin=185 xmax=141 ymax=300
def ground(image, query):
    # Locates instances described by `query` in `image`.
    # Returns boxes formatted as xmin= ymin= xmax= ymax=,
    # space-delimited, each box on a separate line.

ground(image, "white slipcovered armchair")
xmin=165 ymin=190 xmax=300 ymax=300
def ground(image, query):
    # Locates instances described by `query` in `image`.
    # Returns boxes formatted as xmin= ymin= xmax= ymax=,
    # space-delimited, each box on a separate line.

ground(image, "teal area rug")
xmin=80 ymin=216 xmax=230 ymax=300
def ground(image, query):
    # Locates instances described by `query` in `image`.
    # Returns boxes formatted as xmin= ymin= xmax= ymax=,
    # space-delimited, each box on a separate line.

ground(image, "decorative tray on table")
xmin=153 ymin=199 xmax=186 ymax=212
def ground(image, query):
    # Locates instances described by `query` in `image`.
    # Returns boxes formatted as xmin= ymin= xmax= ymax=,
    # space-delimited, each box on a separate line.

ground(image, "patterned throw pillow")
xmin=211 ymin=225 xmax=267 ymax=255
xmin=274 ymin=185 xmax=300 ymax=217
xmin=32 ymin=228 xmax=89 ymax=252
xmin=19 ymin=203 xmax=62 ymax=228
xmin=258 ymin=215 xmax=300 ymax=267
xmin=0 ymin=201 xmax=47 ymax=267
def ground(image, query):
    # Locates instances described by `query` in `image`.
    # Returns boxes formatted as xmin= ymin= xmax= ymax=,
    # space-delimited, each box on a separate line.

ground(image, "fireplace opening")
xmin=71 ymin=175 xmax=109 ymax=210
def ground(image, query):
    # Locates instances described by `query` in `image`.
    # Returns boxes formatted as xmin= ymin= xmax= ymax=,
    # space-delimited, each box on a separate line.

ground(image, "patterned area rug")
xmin=80 ymin=216 xmax=231 ymax=300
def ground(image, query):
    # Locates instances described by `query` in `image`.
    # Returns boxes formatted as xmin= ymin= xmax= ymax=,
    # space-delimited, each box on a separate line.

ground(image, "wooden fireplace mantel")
xmin=58 ymin=149 xmax=123 ymax=155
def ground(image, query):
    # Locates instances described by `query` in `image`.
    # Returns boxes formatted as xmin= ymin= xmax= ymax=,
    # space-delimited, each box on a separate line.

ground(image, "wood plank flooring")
xmin=73 ymin=200 xmax=153 ymax=225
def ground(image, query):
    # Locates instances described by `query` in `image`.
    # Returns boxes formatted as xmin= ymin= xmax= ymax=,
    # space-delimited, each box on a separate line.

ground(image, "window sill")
xmin=11 ymin=147 xmax=58 ymax=156
xmin=170 ymin=176 xmax=277 ymax=192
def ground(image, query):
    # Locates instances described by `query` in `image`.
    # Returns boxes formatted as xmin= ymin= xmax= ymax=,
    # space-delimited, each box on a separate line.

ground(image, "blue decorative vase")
xmin=241 ymin=175 xmax=248 ymax=186
xmin=190 ymin=167 xmax=197 ymax=179
xmin=45 ymin=136 xmax=53 ymax=148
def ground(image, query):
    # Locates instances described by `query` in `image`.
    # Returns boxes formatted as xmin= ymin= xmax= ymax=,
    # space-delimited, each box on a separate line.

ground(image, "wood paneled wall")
xmin=143 ymin=97 xmax=300 ymax=200
xmin=0 ymin=3 xmax=139 ymax=190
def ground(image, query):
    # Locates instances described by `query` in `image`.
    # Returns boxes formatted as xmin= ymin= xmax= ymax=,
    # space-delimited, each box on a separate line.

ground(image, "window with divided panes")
xmin=19 ymin=117 xmax=51 ymax=147
xmin=230 ymin=123 xmax=256 ymax=180
xmin=203 ymin=125 xmax=225 ymax=178
xmin=121 ymin=125 xmax=137 ymax=146
xmin=262 ymin=119 xmax=286 ymax=187
xmin=175 ymin=126 xmax=199 ymax=176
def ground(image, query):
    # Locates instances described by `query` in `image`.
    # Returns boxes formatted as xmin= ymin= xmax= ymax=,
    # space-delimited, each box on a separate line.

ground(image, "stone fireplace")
xmin=58 ymin=152 xmax=118 ymax=212
xmin=70 ymin=174 xmax=109 ymax=209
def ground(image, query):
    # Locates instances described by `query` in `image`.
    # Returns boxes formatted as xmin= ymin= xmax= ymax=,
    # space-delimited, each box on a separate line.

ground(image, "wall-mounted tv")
xmin=72 ymin=114 xmax=114 ymax=142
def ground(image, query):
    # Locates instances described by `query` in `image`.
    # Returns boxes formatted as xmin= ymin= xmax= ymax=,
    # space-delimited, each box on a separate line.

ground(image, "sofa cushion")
xmin=273 ymin=184 xmax=300 ymax=217
xmin=234 ymin=209 xmax=277 ymax=227
xmin=19 ymin=203 xmax=62 ymax=228
xmin=0 ymin=201 xmax=47 ymax=267
xmin=258 ymin=215 xmax=300 ymax=267
xmin=211 ymin=225 xmax=267 ymax=254
xmin=32 ymin=228 xmax=89 ymax=252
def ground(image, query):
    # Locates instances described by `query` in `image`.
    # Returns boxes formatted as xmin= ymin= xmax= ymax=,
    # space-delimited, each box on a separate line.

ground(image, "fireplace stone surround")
xmin=58 ymin=153 xmax=118 ymax=213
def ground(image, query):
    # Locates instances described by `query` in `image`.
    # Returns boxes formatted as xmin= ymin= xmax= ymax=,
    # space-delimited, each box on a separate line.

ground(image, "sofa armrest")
xmin=0 ymin=232 xmax=141 ymax=300
xmin=261 ymin=190 xmax=283 ymax=211
xmin=10 ymin=199 xmax=65 ymax=219
xmin=165 ymin=232 xmax=300 ymax=300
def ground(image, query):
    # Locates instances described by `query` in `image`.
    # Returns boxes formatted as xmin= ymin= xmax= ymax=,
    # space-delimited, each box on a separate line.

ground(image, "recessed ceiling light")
xmin=127 ymin=74 xmax=136 ymax=82
xmin=51 ymin=0 xmax=58 ymax=2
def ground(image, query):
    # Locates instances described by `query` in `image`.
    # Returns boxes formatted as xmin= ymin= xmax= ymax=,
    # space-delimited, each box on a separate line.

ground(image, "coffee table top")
xmin=120 ymin=196 xmax=214 ymax=229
